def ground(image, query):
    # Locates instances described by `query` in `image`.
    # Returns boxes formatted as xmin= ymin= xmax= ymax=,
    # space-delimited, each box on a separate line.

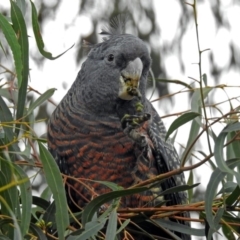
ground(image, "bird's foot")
xmin=121 ymin=113 xmax=150 ymax=129
xmin=121 ymin=113 xmax=151 ymax=147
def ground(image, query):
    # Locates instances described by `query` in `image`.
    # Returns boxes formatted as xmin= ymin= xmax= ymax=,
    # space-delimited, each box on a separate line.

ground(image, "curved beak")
xmin=118 ymin=57 xmax=143 ymax=100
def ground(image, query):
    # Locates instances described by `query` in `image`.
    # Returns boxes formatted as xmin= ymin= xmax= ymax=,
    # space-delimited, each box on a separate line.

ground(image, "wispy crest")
xmin=100 ymin=14 xmax=129 ymax=37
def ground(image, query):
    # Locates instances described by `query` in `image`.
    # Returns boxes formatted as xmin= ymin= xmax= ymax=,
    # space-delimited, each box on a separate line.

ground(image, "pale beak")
xmin=118 ymin=57 xmax=143 ymax=100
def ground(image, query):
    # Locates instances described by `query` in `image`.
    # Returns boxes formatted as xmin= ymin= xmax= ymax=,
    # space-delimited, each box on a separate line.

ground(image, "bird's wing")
xmin=145 ymin=101 xmax=191 ymax=240
xmin=146 ymin=100 xmax=189 ymax=206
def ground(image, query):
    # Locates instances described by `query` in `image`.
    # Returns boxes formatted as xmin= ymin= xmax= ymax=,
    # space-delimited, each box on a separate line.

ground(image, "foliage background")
xmin=0 ymin=0 xmax=240 ymax=239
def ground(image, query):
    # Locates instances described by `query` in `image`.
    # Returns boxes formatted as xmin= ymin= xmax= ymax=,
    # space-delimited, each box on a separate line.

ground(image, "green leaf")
xmin=221 ymin=212 xmax=240 ymax=239
xmin=0 ymin=160 xmax=19 ymax=215
xmin=225 ymin=185 xmax=240 ymax=206
xmin=0 ymin=88 xmax=18 ymax=103
xmin=202 ymin=73 xmax=207 ymax=86
xmin=180 ymin=118 xmax=200 ymax=165
xmin=42 ymin=201 xmax=57 ymax=229
xmin=0 ymin=12 xmax=22 ymax=86
xmin=206 ymin=208 xmax=224 ymax=239
xmin=217 ymin=181 xmax=237 ymax=195
xmin=82 ymin=186 xmax=147 ymax=225
xmin=213 ymin=207 xmax=224 ymax=229
xmin=0 ymin=234 xmax=11 ymax=240
xmin=93 ymin=180 xmax=124 ymax=191
xmin=116 ymin=219 xmax=130 ymax=234
xmin=191 ymin=87 xmax=212 ymax=114
xmin=165 ymin=112 xmax=200 ymax=141
xmin=222 ymin=224 xmax=235 ymax=240
xmin=155 ymin=78 xmax=193 ymax=90
xmin=32 ymin=196 xmax=50 ymax=210
xmin=0 ymin=171 xmax=13 ymax=237
xmin=40 ymin=185 xmax=52 ymax=202
xmin=230 ymin=131 xmax=240 ymax=174
xmin=27 ymin=88 xmax=56 ymax=116
xmin=10 ymin=0 xmax=29 ymax=137
xmin=10 ymin=0 xmax=28 ymax=88
xmin=0 ymin=93 xmax=19 ymax=159
xmin=190 ymin=87 xmax=212 ymax=127
xmin=187 ymin=170 xmax=193 ymax=203
xmin=158 ymin=183 xmax=199 ymax=197
xmin=38 ymin=142 xmax=69 ymax=240
xmin=14 ymin=164 xmax=32 ymax=236
xmin=0 ymin=40 xmax=7 ymax=57
xmin=67 ymin=219 xmax=107 ymax=240
xmin=153 ymin=219 xmax=205 ymax=237
xmin=16 ymin=0 xmax=27 ymax=16
xmin=0 ymin=197 xmax=22 ymax=239
xmin=29 ymin=223 xmax=47 ymax=240
xmin=205 ymin=168 xmax=224 ymax=230
xmin=0 ymin=96 xmax=14 ymax=143
xmin=214 ymin=125 xmax=240 ymax=185
xmin=205 ymin=158 xmax=240 ymax=230
xmin=222 ymin=122 xmax=240 ymax=132
xmin=30 ymin=1 xmax=74 ymax=59
xmin=105 ymin=209 xmax=117 ymax=240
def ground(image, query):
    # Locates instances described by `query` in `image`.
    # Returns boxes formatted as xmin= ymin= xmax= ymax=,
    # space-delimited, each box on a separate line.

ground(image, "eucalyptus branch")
xmin=192 ymin=0 xmax=212 ymax=155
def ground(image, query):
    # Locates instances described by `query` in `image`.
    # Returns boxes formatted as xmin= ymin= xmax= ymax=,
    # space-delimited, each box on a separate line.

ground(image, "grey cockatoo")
xmin=48 ymin=16 xmax=190 ymax=239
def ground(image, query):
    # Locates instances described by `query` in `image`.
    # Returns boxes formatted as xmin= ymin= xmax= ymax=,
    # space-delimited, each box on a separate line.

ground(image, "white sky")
xmin=1 ymin=1 xmax=240 ymax=239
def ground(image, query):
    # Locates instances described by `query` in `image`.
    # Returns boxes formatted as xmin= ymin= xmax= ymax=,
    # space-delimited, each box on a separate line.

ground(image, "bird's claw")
xmin=121 ymin=113 xmax=151 ymax=147
xmin=121 ymin=113 xmax=151 ymax=129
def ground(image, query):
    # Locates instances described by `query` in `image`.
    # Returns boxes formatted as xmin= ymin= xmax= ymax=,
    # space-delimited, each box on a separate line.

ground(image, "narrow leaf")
xmin=10 ymin=0 xmax=28 ymax=87
xmin=214 ymin=126 xmax=240 ymax=186
xmin=217 ymin=181 xmax=237 ymax=195
xmin=191 ymin=87 xmax=212 ymax=114
xmin=27 ymin=88 xmax=56 ymax=116
xmin=222 ymin=122 xmax=240 ymax=132
xmin=155 ymin=78 xmax=193 ymax=90
xmin=106 ymin=209 xmax=117 ymax=240
xmin=67 ymin=219 xmax=107 ymax=240
xmin=0 ymin=96 xmax=15 ymax=143
xmin=0 ymin=89 xmax=18 ymax=103
xmin=30 ymin=1 xmax=74 ymax=59
xmin=180 ymin=118 xmax=200 ymax=165
xmin=29 ymin=223 xmax=47 ymax=240
xmin=159 ymin=183 xmax=199 ymax=196
xmin=82 ymin=186 xmax=147 ymax=225
xmin=0 ymin=40 xmax=7 ymax=57
xmin=0 ymin=196 xmax=22 ymax=239
xmin=0 ymin=12 xmax=22 ymax=85
xmin=225 ymin=185 xmax=240 ymax=206
xmin=10 ymin=0 xmax=29 ymax=137
xmin=187 ymin=170 xmax=193 ymax=202
xmin=205 ymin=159 xmax=240 ymax=230
xmin=38 ymin=142 xmax=69 ymax=240
xmin=165 ymin=112 xmax=200 ymax=141
xmin=213 ymin=208 xmax=224 ymax=229
xmin=32 ymin=196 xmax=50 ymax=210
xmin=16 ymin=0 xmax=27 ymax=16
xmin=94 ymin=180 xmax=124 ymax=191
xmin=0 ymin=235 xmax=11 ymax=240
xmin=14 ymin=164 xmax=32 ymax=236
xmin=202 ymin=73 xmax=207 ymax=86
xmin=153 ymin=219 xmax=205 ymax=237
xmin=116 ymin=219 xmax=130 ymax=234
xmin=222 ymin=224 xmax=235 ymax=240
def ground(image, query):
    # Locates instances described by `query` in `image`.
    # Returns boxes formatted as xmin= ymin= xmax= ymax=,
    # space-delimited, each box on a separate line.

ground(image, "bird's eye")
xmin=107 ymin=54 xmax=114 ymax=62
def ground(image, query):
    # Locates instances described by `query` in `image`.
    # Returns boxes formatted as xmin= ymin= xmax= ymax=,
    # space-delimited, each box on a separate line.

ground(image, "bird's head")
xmin=74 ymin=16 xmax=151 ymax=115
